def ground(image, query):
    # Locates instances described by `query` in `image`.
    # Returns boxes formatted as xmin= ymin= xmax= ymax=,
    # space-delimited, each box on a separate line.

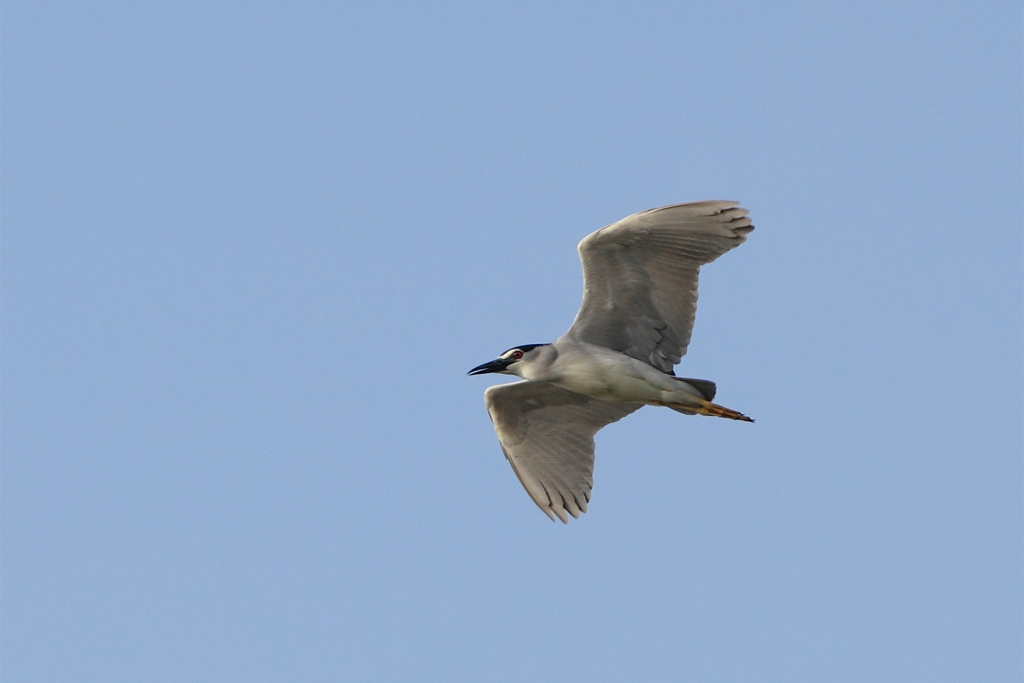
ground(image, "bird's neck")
xmin=516 ymin=344 xmax=559 ymax=382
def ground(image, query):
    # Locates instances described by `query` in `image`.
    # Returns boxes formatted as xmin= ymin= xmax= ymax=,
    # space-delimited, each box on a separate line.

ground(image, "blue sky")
xmin=3 ymin=2 xmax=1021 ymax=681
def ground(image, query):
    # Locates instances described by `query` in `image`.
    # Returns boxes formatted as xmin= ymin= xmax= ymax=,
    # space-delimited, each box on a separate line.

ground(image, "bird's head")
xmin=468 ymin=344 xmax=548 ymax=377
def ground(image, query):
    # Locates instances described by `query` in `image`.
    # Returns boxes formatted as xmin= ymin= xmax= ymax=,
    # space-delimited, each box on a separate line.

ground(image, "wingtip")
xmin=546 ymin=501 xmax=585 ymax=524
xmin=646 ymin=199 xmax=742 ymax=215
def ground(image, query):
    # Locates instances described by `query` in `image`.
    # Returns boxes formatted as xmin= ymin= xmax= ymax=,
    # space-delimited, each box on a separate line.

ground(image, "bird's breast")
xmin=538 ymin=345 xmax=672 ymax=404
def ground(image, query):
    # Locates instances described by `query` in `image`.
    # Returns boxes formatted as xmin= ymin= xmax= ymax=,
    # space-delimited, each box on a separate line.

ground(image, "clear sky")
xmin=3 ymin=2 xmax=1021 ymax=681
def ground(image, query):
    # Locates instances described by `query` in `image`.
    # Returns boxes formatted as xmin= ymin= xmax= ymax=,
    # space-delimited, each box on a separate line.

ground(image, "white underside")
xmin=516 ymin=337 xmax=705 ymax=407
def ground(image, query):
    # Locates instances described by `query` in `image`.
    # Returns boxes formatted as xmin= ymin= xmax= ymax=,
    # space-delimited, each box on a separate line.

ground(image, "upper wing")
xmin=567 ymin=201 xmax=753 ymax=373
xmin=484 ymin=381 xmax=642 ymax=523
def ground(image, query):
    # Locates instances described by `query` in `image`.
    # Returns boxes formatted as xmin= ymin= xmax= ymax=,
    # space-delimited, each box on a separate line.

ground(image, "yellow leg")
xmin=696 ymin=400 xmax=754 ymax=422
xmin=655 ymin=399 xmax=755 ymax=422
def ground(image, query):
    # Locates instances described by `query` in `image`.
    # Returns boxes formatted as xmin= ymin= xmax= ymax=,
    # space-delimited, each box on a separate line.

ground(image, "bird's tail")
xmin=665 ymin=399 xmax=754 ymax=423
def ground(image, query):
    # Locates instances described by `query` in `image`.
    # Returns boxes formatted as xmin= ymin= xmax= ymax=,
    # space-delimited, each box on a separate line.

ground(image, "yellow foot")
xmin=698 ymin=400 xmax=754 ymax=422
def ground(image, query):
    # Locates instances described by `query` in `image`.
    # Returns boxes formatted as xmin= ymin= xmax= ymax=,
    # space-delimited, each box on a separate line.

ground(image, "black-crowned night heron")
xmin=469 ymin=201 xmax=754 ymax=522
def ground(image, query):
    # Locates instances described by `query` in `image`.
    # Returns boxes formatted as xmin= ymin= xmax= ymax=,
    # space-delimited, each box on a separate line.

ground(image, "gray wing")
xmin=567 ymin=201 xmax=754 ymax=373
xmin=484 ymin=381 xmax=642 ymax=523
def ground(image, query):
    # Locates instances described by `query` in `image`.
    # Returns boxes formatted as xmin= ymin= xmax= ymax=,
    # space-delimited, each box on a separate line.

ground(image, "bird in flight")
xmin=469 ymin=201 xmax=754 ymax=522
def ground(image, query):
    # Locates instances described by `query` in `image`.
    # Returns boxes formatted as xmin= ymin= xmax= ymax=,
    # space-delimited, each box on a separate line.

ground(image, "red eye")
xmin=512 ymin=350 xmax=523 ymax=360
